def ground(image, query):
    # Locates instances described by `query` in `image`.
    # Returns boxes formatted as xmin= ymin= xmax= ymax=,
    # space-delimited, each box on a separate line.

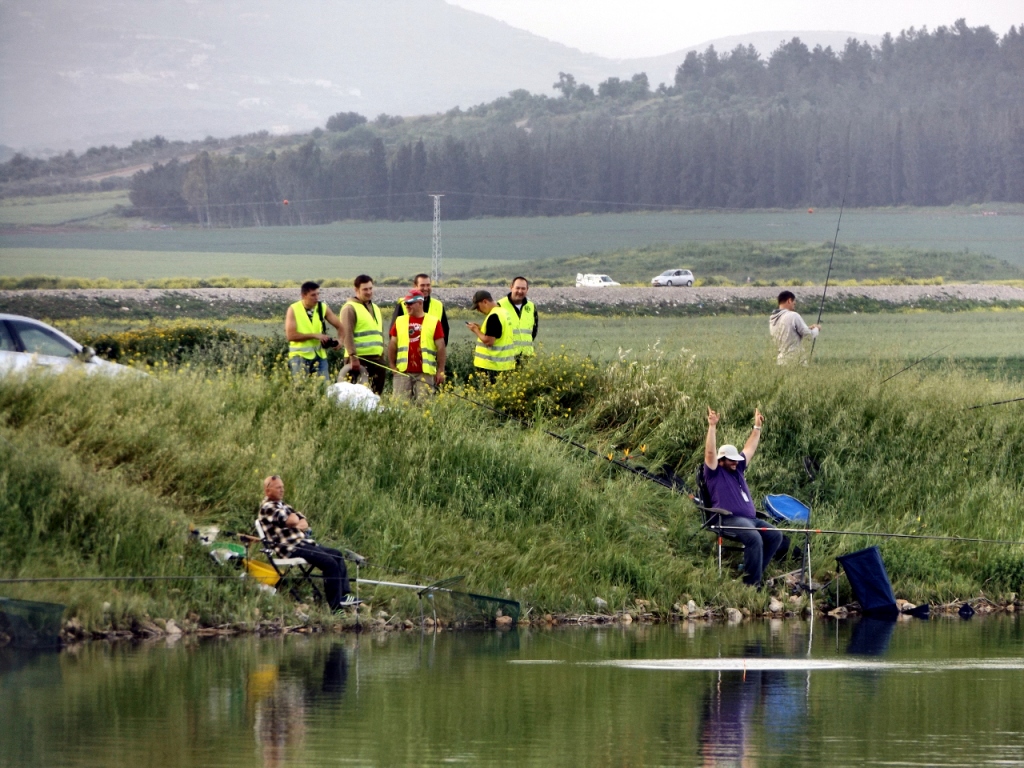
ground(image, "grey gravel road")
xmin=3 ymin=284 xmax=1024 ymax=312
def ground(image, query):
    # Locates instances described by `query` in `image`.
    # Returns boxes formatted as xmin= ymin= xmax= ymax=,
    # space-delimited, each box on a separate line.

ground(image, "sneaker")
xmin=335 ymin=596 xmax=362 ymax=609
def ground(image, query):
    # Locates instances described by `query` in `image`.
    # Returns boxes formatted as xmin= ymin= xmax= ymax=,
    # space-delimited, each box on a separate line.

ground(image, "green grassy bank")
xmin=1 ymin=344 xmax=1023 ymax=634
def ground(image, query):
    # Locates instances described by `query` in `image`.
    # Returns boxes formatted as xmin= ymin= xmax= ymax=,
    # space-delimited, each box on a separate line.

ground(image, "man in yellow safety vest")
xmin=468 ymin=290 xmax=515 ymax=384
xmin=389 ymin=273 xmax=450 ymax=345
xmin=497 ymin=276 xmax=537 ymax=362
xmin=339 ymin=274 xmax=387 ymax=394
xmin=285 ymin=281 xmax=344 ymax=382
xmin=388 ymin=289 xmax=446 ymax=401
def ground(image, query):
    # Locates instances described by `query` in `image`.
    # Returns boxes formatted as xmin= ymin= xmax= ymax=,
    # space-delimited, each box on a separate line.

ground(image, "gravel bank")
xmin=3 ymin=284 xmax=1024 ymax=318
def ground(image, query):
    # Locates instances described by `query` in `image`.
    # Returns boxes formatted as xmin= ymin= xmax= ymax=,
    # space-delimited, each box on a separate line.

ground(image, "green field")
xmin=0 ymin=248 xmax=512 ymax=282
xmin=535 ymin=311 xmax=1024 ymax=366
xmin=0 ymin=191 xmax=131 ymax=227
xmin=54 ymin=309 xmax=1024 ymax=376
xmin=3 ymin=205 xmax=1023 ymax=281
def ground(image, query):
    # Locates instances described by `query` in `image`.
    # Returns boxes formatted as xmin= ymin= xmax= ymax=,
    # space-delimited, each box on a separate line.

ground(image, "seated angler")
xmin=703 ymin=406 xmax=789 ymax=588
xmin=259 ymin=475 xmax=359 ymax=610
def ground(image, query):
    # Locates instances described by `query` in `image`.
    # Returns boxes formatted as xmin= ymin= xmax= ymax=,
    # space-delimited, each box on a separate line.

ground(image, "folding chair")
xmin=253 ymin=519 xmax=325 ymax=604
xmin=691 ymin=465 xmax=746 ymax=576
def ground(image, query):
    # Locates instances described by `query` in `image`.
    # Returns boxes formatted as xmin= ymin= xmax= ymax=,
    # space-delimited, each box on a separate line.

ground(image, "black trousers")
xmin=293 ymin=542 xmax=351 ymax=609
xmin=344 ymin=355 xmax=387 ymax=394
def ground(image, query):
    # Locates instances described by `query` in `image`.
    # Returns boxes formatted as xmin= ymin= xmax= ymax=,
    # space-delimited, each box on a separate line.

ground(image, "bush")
xmin=462 ymin=350 xmax=604 ymax=421
xmin=83 ymin=325 xmax=246 ymax=365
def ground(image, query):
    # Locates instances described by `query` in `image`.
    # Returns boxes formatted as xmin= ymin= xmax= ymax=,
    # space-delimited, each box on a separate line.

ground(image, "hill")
xmin=0 ymin=0 xmax=877 ymax=153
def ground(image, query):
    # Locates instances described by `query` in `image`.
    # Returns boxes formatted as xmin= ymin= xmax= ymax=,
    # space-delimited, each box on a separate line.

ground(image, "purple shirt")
xmin=703 ymin=455 xmax=757 ymax=518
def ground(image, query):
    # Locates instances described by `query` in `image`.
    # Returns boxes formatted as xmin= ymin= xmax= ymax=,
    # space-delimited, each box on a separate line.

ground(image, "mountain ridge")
xmin=0 ymin=0 xmax=879 ymax=153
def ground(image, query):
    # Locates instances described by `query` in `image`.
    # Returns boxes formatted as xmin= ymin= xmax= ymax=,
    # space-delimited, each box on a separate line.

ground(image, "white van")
xmin=576 ymin=273 xmax=620 ymax=287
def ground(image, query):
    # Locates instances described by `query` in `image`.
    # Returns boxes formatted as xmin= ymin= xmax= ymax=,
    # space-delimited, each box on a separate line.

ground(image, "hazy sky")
xmin=446 ymin=0 xmax=1022 ymax=58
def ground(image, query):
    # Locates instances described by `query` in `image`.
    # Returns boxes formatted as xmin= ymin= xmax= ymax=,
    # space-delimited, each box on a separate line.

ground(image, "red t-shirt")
xmin=390 ymin=316 xmax=444 ymax=373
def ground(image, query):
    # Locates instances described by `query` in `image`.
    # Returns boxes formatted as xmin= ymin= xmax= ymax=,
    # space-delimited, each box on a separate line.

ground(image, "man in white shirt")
xmin=769 ymin=291 xmax=820 ymax=365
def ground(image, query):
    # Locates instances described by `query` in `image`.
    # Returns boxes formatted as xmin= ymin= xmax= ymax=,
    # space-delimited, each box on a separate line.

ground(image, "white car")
xmin=576 ymin=273 xmax=620 ymax=287
xmin=0 ymin=314 xmax=134 ymax=377
xmin=651 ymin=269 xmax=694 ymax=287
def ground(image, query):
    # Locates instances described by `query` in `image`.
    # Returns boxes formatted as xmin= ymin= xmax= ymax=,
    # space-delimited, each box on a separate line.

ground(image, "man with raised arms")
xmin=703 ymin=406 xmax=788 ymax=588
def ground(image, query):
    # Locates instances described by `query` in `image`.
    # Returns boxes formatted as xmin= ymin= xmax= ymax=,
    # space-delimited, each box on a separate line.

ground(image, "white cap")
xmin=716 ymin=445 xmax=743 ymax=462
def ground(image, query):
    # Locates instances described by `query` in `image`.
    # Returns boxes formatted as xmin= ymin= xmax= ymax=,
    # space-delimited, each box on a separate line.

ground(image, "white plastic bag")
xmin=326 ymin=382 xmax=381 ymax=412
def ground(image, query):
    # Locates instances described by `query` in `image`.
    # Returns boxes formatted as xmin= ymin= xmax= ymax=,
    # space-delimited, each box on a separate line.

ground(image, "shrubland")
xmin=1 ymin=340 xmax=1022 ymax=633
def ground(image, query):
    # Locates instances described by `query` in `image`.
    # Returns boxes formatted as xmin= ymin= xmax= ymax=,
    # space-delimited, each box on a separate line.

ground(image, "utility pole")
xmin=429 ymin=193 xmax=444 ymax=283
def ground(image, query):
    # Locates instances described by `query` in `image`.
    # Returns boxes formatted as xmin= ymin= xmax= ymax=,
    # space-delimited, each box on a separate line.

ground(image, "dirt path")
xmin=3 ymin=284 xmax=1024 ymax=312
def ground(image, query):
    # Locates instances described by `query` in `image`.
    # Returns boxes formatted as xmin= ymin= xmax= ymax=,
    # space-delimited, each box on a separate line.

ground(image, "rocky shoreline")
xmin=56 ymin=595 xmax=1018 ymax=644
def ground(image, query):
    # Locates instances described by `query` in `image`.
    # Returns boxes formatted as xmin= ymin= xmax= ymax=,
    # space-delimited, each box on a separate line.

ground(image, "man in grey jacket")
xmin=769 ymin=290 xmax=820 ymax=364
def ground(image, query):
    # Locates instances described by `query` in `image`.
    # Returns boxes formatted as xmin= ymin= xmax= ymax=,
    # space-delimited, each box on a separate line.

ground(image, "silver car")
xmin=0 ymin=314 xmax=133 ymax=376
xmin=651 ymin=269 xmax=694 ymax=287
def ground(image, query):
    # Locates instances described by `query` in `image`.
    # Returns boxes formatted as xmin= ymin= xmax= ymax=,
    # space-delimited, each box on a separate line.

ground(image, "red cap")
xmin=403 ymin=290 xmax=425 ymax=304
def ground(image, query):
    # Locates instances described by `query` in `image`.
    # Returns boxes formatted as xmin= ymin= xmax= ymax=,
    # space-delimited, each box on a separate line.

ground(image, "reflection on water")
xmin=250 ymin=644 xmax=350 ymax=767
xmin=0 ymin=617 xmax=1022 ymax=767
xmin=699 ymin=641 xmax=809 ymax=766
xmin=847 ymin=617 xmax=897 ymax=656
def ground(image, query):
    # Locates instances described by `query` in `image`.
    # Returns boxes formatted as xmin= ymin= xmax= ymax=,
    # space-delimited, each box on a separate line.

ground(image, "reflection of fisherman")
xmin=467 ymin=290 xmax=515 ymax=384
xmin=497 ymin=276 xmax=538 ymax=361
xmin=698 ymin=672 xmax=756 ymax=764
xmin=285 ymin=281 xmax=344 ymax=382
xmin=770 ymin=290 xmax=820 ymax=365
xmin=251 ymin=671 xmax=307 ymax=768
xmin=699 ymin=644 xmax=805 ymax=765
xmin=704 ymin=407 xmax=788 ymax=587
xmin=339 ymin=274 xmax=387 ymax=394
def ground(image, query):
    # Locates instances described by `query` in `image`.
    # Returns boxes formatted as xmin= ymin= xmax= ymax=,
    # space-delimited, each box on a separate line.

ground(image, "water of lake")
xmin=2 ymin=617 xmax=1022 ymax=767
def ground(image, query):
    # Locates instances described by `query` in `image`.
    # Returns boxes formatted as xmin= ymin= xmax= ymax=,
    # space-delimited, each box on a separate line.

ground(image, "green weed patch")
xmin=1 ymin=345 xmax=1022 ymax=632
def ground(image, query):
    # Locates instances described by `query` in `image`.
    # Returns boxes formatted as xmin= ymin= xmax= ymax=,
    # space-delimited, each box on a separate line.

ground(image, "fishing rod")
xmin=0 ymin=575 xmax=244 ymax=584
xmin=809 ymin=177 xmax=849 ymax=361
xmin=880 ymin=343 xmax=955 ymax=384
xmin=965 ymin=396 xmax=1024 ymax=411
xmin=714 ymin=525 xmax=1024 ymax=547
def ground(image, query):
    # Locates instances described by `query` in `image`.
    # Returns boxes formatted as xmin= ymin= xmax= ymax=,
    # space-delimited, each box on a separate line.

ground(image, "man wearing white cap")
xmin=703 ymin=406 xmax=788 ymax=587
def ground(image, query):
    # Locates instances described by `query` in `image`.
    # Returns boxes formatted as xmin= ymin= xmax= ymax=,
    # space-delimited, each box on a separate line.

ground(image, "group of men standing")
xmin=284 ymin=273 xmax=538 ymax=399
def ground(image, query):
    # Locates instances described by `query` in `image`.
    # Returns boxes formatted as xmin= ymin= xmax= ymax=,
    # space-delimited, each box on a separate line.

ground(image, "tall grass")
xmin=1 ymin=349 xmax=1022 ymax=631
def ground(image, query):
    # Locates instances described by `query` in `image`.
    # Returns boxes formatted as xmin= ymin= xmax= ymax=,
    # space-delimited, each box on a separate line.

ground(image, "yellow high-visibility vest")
xmin=473 ymin=306 xmax=515 ymax=372
xmin=497 ymin=297 xmax=536 ymax=357
xmin=345 ymin=300 xmax=384 ymax=357
xmin=288 ymin=300 xmax=327 ymax=360
xmin=395 ymin=314 xmax=440 ymax=375
xmin=399 ymin=297 xmax=444 ymax=321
